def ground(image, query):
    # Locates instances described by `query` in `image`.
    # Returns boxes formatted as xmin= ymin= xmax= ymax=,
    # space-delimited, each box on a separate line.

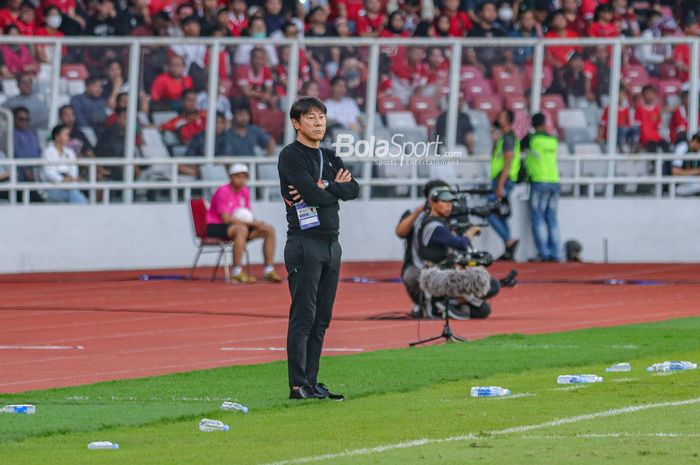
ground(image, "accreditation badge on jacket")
xmin=295 ymin=201 xmax=320 ymax=230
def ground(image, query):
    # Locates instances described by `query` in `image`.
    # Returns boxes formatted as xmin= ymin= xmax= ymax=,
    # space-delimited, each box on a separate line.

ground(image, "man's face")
xmin=365 ymin=0 xmax=380 ymax=14
xmin=427 ymin=49 xmax=443 ymax=67
xmin=562 ymin=0 xmax=578 ymax=13
xmin=107 ymin=61 xmax=121 ymax=79
xmin=169 ymin=57 xmax=185 ymax=77
xmin=293 ymin=108 xmax=326 ymax=142
xmin=18 ymin=75 xmax=33 ymax=96
xmin=60 ymin=108 xmax=75 ymax=126
xmin=232 ymin=109 xmax=250 ymax=127
xmin=265 ymin=0 xmax=281 ymax=15
xmin=183 ymin=93 xmax=197 ymax=112
xmin=87 ymin=81 xmax=103 ymax=98
xmin=444 ymin=0 xmax=458 ymax=12
xmin=331 ymin=80 xmax=347 ymax=99
xmin=229 ymin=172 xmax=248 ymax=188
xmin=14 ymin=111 xmax=29 ymax=131
xmin=520 ymin=10 xmax=535 ymax=30
xmin=118 ymin=111 xmax=128 ymax=127
xmin=480 ymin=3 xmax=497 ymax=23
xmin=215 ymin=116 xmax=226 ymax=134
xmin=183 ymin=20 xmax=201 ymax=37
xmin=690 ymin=139 xmax=700 ymax=152
xmin=432 ymin=199 xmax=452 ymax=217
xmin=643 ymin=89 xmax=657 ymax=104
xmin=251 ymin=50 xmax=267 ymax=69
xmin=497 ymin=111 xmax=510 ymax=128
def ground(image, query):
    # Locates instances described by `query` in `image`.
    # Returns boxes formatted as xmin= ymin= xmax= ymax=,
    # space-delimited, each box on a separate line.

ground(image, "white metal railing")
xmin=2 ymin=153 xmax=700 ymax=205
xmin=1 ymin=35 xmax=699 ymax=204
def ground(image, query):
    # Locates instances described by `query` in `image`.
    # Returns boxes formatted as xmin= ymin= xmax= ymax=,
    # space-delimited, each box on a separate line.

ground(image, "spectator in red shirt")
xmin=561 ymin=0 xmax=587 ymax=35
xmin=612 ymin=0 xmax=640 ymax=37
xmin=161 ymin=92 xmax=206 ymax=144
xmin=669 ymin=89 xmax=699 ymax=145
xmin=545 ymin=9 xmax=582 ymax=69
xmin=379 ymin=11 xmax=410 ymax=38
xmin=390 ymin=45 xmax=429 ymax=103
xmin=237 ymin=46 xmax=278 ymax=108
xmin=588 ymin=4 xmax=620 ymax=38
xmin=35 ymin=5 xmax=65 ymax=63
xmin=634 ymin=85 xmax=671 ymax=153
xmin=426 ymin=46 xmax=449 ymax=87
xmin=442 ymin=0 xmax=472 ymax=37
xmin=223 ymin=0 xmax=247 ymax=36
xmin=596 ymin=89 xmax=638 ymax=153
xmin=356 ymin=0 xmax=387 ymax=37
xmin=334 ymin=0 xmax=365 ymax=24
xmin=0 ymin=0 xmax=21 ymax=32
xmin=0 ymin=24 xmax=38 ymax=77
xmin=434 ymin=13 xmax=451 ymax=36
xmin=673 ymin=16 xmax=698 ymax=83
xmin=151 ymin=54 xmax=194 ymax=111
xmin=400 ymin=0 xmax=422 ymax=35
xmin=40 ymin=0 xmax=85 ymax=30
xmin=16 ymin=2 xmax=35 ymax=35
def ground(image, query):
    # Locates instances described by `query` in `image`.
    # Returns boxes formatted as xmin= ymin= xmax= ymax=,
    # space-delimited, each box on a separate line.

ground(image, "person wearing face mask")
xmin=234 ymin=16 xmax=278 ymax=66
xmin=496 ymin=1 xmax=514 ymax=31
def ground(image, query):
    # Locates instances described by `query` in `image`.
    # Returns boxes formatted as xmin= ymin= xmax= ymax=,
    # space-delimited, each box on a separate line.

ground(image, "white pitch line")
xmin=220 ymin=347 xmax=364 ymax=352
xmin=0 ymin=345 xmax=85 ymax=350
xmin=259 ymin=396 xmax=700 ymax=465
xmin=520 ymin=432 xmax=700 ymax=440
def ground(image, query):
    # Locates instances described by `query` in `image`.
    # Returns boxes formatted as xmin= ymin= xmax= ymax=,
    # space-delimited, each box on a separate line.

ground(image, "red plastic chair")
xmin=472 ymin=95 xmax=503 ymax=123
xmin=251 ymin=107 xmax=285 ymax=144
xmin=61 ymin=64 xmax=89 ymax=80
xmin=463 ymin=77 xmax=494 ymax=102
xmin=495 ymin=76 xmax=525 ymax=98
xmin=540 ymin=94 xmax=565 ymax=120
xmin=377 ymin=95 xmax=406 ymax=115
xmin=188 ymin=198 xmax=234 ymax=282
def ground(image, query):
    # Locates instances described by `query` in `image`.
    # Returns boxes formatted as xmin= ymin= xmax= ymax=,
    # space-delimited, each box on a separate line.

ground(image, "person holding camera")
xmin=395 ymin=179 xmax=451 ymax=317
xmin=489 ymin=109 xmax=521 ymax=261
xmin=416 ymin=186 xmax=496 ymax=320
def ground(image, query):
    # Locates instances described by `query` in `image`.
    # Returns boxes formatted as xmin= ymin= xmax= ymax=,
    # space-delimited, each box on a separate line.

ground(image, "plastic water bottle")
xmin=220 ymin=401 xmax=249 ymax=413
xmin=606 ymin=362 xmax=631 ymax=372
xmin=87 ymin=441 xmax=119 ymax=450
xmin=646 ymin=361 xmax=697 ymax=372
xmin=470 ymin=386 xmax=511 ymax=397
xmin=198 ymin=419 xmax=230 ymax=432
xmin=557 ymin=374 xmax=603 ymax=384
xmin=1 ymin=404 xmax=36 ymax=414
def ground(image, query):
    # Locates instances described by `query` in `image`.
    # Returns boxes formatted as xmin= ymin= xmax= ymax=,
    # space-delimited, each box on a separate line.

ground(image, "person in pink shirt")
xmin=206 ymin=163 xmax=282 ymax=284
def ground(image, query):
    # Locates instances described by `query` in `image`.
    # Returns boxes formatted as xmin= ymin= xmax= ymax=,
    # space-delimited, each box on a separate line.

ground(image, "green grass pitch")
xmin=2 ymin=317 xmax=700 ymax=464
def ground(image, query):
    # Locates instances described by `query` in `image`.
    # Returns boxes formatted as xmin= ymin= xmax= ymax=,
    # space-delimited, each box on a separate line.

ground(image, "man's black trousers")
xmin=285 ymin=234 xmax=341 ymax=388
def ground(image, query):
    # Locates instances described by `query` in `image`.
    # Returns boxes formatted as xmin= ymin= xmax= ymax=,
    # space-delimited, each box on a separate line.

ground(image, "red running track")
xmin=1 ymin=262 xmax=700 ymax=393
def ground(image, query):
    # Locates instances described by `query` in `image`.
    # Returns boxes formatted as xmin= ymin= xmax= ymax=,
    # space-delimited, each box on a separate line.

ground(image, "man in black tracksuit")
xmin=278 ymin=97 xmax=359 ymax=401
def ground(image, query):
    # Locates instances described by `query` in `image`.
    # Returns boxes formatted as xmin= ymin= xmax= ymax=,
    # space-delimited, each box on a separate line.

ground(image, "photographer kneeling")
xmin=417 ymin=187 xmax=500 ymax=320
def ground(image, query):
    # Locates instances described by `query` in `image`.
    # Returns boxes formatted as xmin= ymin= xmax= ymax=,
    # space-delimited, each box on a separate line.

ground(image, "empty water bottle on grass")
xmin=87 ymin=441 xmax=119 ymax=450
xmin=199 ymin=419 xmax=229 ymax=432
xmin=646 ymin=361 xmax=697 ymax=372
xmin=470 ymin=386 xmax=510 ymax=397
xmin=220 ymin=401 xmax=249 ymax=413
xmin=1 ymin=404 xmax=36 ymax=414
xmin=606 ymin=362 xmax=631 ymax=372
xmin=557 ymin=374 xmax=603 ymax=384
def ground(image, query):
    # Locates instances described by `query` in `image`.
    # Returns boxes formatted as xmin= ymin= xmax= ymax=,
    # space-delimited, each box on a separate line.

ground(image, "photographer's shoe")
xmin=313 ymin=383 xmax=345 ymax=401
xmin=289 ymin=385 xmax=323 ymax=400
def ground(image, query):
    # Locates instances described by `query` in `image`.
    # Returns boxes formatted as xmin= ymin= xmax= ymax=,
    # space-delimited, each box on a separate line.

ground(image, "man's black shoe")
xmin=289 ymin=385 xmax=323 ymax=400
xmin=313 ymin=383 xmax=345 ymax=401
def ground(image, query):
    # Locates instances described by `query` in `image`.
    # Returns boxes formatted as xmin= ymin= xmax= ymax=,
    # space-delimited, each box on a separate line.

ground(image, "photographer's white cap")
xmin=229 ymin=163 xmax=249 ymax=176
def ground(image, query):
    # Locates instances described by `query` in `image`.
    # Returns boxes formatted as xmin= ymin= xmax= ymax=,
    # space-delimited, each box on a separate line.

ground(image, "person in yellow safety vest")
xmin=522 ymin=112 xmax=560 ymax=262
xmin=488 ymin=109 xmax=520 ymax=261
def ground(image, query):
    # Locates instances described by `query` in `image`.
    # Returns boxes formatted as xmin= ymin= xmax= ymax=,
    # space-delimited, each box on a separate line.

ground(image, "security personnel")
xmin=522 ymin=112 xmax=560 ymax=262
xmin=278 ymin=97 xmax=359 ymax=401
xmin=488 ymin=109 xmax=521 ymax=260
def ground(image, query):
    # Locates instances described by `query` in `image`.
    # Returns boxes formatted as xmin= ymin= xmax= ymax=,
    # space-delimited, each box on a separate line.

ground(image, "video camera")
xmin=447 ymin=188 xmax=510 ymax=236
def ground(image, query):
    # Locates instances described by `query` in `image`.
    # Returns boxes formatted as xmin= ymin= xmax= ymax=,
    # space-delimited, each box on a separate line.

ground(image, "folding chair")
xmin=188 ymin=198 xmax=250 ymax=282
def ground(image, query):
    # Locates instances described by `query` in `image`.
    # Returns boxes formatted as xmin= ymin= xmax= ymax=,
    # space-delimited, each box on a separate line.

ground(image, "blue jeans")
xmin=487 ymin=179 xmax=514 ymax=243
xmin=529 ymin=183 xmax=560 ymax=260
xmin=45 ymin=188 xmax=88 ymax=204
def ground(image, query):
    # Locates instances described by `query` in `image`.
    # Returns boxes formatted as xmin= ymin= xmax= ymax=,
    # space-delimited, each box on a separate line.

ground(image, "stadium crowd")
xmin=2 ymin=0 xmax=700 ymax=202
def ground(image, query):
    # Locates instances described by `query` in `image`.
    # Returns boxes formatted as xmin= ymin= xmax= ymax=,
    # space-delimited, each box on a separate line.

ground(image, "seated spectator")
xmin=434 ymin=14 xmax=451 ymax=37
xmin=380 ymin=11 xmax=410 ymax=39
xmin=544 ymin=9 xmax=581 ymax=69
xmin=12 ymin=107 xmax=41 ymax=182
xmin=325 ymin=76 xmax=363 ymax=133
xmin=274 ymin=42 xmax=312 ymax=97
xmin=229 ymin=102 xmax=275 ymax=156
xmin=400 ymin=0 xmax=422 ymax=34
xmin=586 ymin=45 xmax=611 ymax=105
xmin=94 ymin=107 xmax=130 ymax=181
xmin=298 ymin=79 xmax=320 ymax=98
xmin=197 ymin=88 xmax=233 ymax=120
xmin=328 ymin=17 xmax=363 ymax=77
xmin=333 ymin=0 xmax=364 ymax=24
xmin=548 ymin=53 xmax=594 ymax=104
xmin=40 ymin=124 xmax=87 ymax=204
xmin=235 ymin=16 xmax=278 ymax=66
xmin=435 ymin=110 xmax=475 ymax=154
xmin=170 ymin=15 xmax=207 ymax=88
xmin=2 ymin=73 xmax=49 ymax=130
xmin=634 ymin=13 xmax=674 ymax=76
xmin=223 ymin=0 xmax=248 ymax=36
xmin=669 ymin=89 xmax=700 ymax=145
xmin=671 ymin=133 xmax=700 ymax=196
xmin=587 ymin=4 xmax=620 ymax=37
xmin=509 ymin=9 xmax=540 ymax=65
xmin=199 ymin=0 xmax=221 ymax=36
xmin=356 ymin=0 xmax=387 ymax=37
xmin=561 ymin=0 xmax=586 ymax=35
xmin=102 ymin=59 xmax=129 ymax=111
xmin=596 ymin=90 xmax=638 ymax=153
xmin=206 ymin=163 xmax=281 ymax=284
xmin=236 ymin=47 xmax=278 ymax=109
xmin=58 ymin=105 xmax=96 ymax=159
xmin=613 ymin=0 xmax=640 ymax=37
xmin=263 ymin=0 xmax=287 ymax=36
xmin=35 ymin=6 xmax=65 ymax=64
xmin=160 ymin=90 xmax=206 ymax=144
xmin=673 ymin=15 xmax=698 ymax=84
xmin=426 ymin=46 xmax=449 ymax=89
xmin=186 ymin=112 xmax=236 ymax=157
xmin=70 ymin=76 xmax=108 ymax=132
xmin=17 ymin=2 xmax=36 ymax=35
xmin=634 ymin=85 xmax=671 ymax=153
xmin=442 ymin=0 xmax=472 ymax=37
xmin=467 ymin=2 xmax=508 ymax=74
xmin=0 ymin=25 xmax=39 ymax=77
xmin=390 ymin=46 xmax=429 ymax=103
xmin=151 ymin=55 xmax=194 ymax=112
xmin=0 ymin=0 xmax=21 ymax=31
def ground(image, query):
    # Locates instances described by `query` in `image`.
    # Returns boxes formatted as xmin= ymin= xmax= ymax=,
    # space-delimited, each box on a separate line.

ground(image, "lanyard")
xmin=318 ymin=148 xmax=324 ymax=180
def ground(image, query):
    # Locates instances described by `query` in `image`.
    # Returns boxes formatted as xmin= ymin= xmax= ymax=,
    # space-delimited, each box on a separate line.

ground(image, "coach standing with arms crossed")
xmin=278 ymin=97 xmax=359 ymax=401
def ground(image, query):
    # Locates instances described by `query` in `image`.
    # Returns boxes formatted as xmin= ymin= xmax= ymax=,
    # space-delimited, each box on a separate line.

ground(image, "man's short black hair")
xmin=531 ymin=112 xmax=546 ymax=128
xmin=641 ymin=84 xmax=656 ymax=94
xmin=51 ymin=124 xmax=68 ymax=140
xmin=183 ymin=89 xmax=197 ymax=98
xmin=85 ymin=75 xmax=102 ymax=87
xmin=58 ymin=104 xmax=73 ymax=115
xmin=330 ymin=76 xmax=346 ymax=87
xmin=181 ymin=14 xmax=199 ymax=27
xmin=422 ymin=179 xmax=450 ymax=199
xmin=691 ymin=132 xmax=700 ymax=144
xmin=502 ymin=109 xmax=515 ymax=124
xmin=12 ymin=106 xmax=29 ymax=117
xmin=289 ymin=97 xmax=327 ymax=121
